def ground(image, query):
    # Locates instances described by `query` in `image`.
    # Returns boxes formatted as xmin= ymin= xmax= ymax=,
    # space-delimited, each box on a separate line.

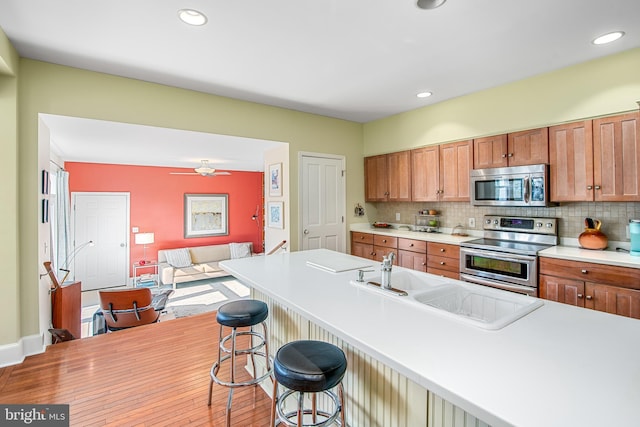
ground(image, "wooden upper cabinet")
xmin=593 ymin=112 xmax=640 ymax=202
xmin=439 ymin=140 xmax=472 ymax=202
xmin=411 ymin=146 xmax=440 ymax=202
xmin=365 ymin=151 xmax=411 ymax=202
xmin=549 ymin=120 xmax=594 ymax=202
xmin=387 ymin=151 xmax=412 ymax=202
xmin=364 ymin=154 xmax=388 ymax=201
xmin=473 ymin=128 xmax=548 ymax=169
xmin=507 ymin=127 xmax=549 ymax=166
xmin=473 ymin=134 xmax=508 ymax=169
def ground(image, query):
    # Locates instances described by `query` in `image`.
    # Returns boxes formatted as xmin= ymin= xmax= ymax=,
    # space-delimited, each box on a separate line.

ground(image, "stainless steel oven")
xmin=460 ymin=215 xmax=558 ymax=296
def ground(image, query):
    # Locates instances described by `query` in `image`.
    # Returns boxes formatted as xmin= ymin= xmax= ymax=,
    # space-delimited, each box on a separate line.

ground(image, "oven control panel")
xmin=483 ymin=215 xmax=557 ymax=235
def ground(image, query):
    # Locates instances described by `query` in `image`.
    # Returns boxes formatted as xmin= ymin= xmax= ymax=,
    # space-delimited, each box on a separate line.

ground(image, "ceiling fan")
xmin=169 ymin=160 xmax=231 ymax=177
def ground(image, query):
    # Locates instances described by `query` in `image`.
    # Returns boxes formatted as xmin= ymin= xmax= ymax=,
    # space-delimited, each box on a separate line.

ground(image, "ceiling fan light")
xmin=417 ymin=0 xmax=447 ymax=10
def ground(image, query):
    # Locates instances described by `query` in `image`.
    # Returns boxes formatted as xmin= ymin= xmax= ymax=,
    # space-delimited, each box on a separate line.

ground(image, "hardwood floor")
xmin=0 ymin=312 xmax=273 ymax=426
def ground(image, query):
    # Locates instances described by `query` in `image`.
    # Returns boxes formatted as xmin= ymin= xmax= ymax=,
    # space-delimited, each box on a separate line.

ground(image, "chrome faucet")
xmin=381 ymin=252 xmax=395 ymax=289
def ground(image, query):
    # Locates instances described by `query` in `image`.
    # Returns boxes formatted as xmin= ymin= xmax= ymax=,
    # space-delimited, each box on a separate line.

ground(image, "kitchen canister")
xmin=630 ymin=219 xmax=640 ymax=256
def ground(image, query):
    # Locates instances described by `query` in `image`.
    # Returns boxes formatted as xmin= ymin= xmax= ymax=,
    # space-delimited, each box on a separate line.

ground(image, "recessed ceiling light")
xmin=592 ymin=31 xmax=625 ymax=45
xmin=416 ymin=0 xmax=447 ymax=10
xmin=178 ymin=9 xmax=208 ymax=26
xmin=417 ymin=92 xmax=433 ymax=98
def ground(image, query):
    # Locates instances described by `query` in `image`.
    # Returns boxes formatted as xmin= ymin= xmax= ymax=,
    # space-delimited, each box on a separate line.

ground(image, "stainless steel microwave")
xmin=470 ymin=164 xmax=553 ymax=207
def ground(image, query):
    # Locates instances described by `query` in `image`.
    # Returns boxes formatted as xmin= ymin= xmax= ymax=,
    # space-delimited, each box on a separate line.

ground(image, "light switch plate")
xmin=132 ymin=227 xmax=139 ymax=233
xmin=468 ymin=218 xmax=476 ymax=228
xmin=395 ymin=212 xmax=401 ymax=221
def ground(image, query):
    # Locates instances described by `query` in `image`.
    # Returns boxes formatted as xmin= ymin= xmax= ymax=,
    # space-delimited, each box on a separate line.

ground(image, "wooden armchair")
xmin=98 ymin=288 xmax=171 ymax=332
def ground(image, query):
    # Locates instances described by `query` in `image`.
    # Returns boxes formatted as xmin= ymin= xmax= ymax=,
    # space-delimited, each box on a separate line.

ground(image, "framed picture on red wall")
xmin=184 ymin=193 xmax=228 ymax=238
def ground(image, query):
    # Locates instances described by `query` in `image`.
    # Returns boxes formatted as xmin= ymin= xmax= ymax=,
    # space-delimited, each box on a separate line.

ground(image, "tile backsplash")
xmin=371 ymin=201 xmax=640 ymax=243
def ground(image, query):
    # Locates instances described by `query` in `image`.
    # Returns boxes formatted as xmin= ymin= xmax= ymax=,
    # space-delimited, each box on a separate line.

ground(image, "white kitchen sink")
xmin=350 ymin=269 xmax=543 ymax=330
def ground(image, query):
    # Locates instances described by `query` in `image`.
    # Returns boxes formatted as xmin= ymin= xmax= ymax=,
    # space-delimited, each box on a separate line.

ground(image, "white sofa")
xmin=157 ymin=242 xmax=253 ymax=289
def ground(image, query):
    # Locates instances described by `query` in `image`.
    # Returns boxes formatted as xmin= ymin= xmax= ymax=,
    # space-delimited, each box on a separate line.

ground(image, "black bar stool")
xmin=208 ymin=299 xmax=272 ymax=426
xmin=271 ymin=340 xmax=347 ymax=427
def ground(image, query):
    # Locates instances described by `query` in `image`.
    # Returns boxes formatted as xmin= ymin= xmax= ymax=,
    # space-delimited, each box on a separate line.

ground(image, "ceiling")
xmin=2 ymin=0 xmax=639 ymax=169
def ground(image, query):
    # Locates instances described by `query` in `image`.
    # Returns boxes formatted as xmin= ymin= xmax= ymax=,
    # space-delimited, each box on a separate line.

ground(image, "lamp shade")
xmin=135 ymin=232 xmax=154 ymax=245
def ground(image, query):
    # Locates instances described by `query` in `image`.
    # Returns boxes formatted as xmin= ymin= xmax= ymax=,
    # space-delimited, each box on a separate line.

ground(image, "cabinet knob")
xmin=586 ymin=295 xmax=593 ymax=300
xmin=581 ymin=269 xmax=588 ymax=274
xmin=587 ymin=185 xmax=593 ymax=190
xmin=440 ymin=248 xmax=445 ymax=252
xmin=371 ymin=252 xmax=376 ymax=256
xmin=360 ymin=236 xmax=365 ymax=239
xmin=422 ymin=262 xmax=426 ymax=266
xmin=440 ymin=261 xmax=445 ymax=265
xmin=409 ymin=243 xmax=414 ymax=247
xmin=507 ymin=153 xmax=513 ymax=157
xmin=594 ymin=185 xmax=601 ymax=190
xmin=501 ymin=154 xmax=507 ymax=158
xmin=382 ymin=239 xmax=387 ymax=243
xmin=577 ymin=294 xmax=583 ymax=299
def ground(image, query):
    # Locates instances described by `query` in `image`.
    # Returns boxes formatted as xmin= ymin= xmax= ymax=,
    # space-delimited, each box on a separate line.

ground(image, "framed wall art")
xmin=267 ymin=201 xmax=284 ymax=229
xmin=184 ymin=193 xmax=229 ymax=238
xmin=269 ymin=163 xmax=282 ymax=197
xmin=41 ymin=170 xmax=49 ymax=195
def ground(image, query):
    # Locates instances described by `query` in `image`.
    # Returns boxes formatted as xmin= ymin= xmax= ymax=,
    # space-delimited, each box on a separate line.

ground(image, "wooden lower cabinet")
xmin=398 ymin=238 xmax=427 ymax=272
xmin=426 ymin=242 xmax=460 ymax=280
xmin=539 ymin=257 xmax=640 ymax=319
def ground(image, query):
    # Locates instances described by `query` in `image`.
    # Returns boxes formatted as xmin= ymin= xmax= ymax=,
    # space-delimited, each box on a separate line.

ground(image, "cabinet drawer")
xmin=427 ymin=242 xmax=460 ymax=259
xmin=427 ymin=267 xmax=459 ymax=280
xmin=398 ymin=238 xmax=426 ymax=253
xmin=539 ymin=257 xmax=640 ymax=290
xmin=351 ymin=232 xmax=373 ymax=245
xmin=427 ymin=255 xmax=458 ymax=273
xmin=373 ymin=235 xmax=398 ymax=248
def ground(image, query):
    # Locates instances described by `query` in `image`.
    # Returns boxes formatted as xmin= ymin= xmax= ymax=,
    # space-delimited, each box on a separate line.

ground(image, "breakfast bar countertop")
xmin=221 ymin=249 xmax=640 ymax=427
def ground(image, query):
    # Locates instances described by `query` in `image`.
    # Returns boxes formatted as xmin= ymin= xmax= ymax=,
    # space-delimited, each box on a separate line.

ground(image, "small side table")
xmin=133 ymin=261 xmax=159 ymax=287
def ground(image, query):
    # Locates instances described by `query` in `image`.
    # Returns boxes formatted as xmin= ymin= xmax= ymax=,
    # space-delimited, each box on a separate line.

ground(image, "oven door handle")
xmin=460 ymin=274 xmax=537 ymax=297
xmin=460 ymin=247 xmax=536 ymax=263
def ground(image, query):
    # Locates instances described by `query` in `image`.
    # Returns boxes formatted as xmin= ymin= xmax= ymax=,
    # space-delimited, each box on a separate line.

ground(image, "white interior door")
xmin=72 ymin=192 xmax=129 ymax=291
xmin=300 ymin=154 xmax=345 ymax=251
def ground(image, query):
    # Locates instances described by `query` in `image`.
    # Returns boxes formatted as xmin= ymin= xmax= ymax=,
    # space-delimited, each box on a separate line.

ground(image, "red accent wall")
xmin=66 ymin=162 xmax=264 ymax=272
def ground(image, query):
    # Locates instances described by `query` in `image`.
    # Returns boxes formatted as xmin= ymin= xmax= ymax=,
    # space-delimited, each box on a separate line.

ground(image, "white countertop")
xmin=350 ymin=222 xmax=479 ymax=245
xmin=221 ymin=249 xmax=640 ymax=427
xmin=352 ymin=222 xmax=640 ymax=268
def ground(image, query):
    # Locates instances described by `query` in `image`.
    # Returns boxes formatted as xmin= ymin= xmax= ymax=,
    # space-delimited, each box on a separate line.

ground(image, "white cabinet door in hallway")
xmin=72 ymin=193 xmax=129 ymax=291
xmin=300 ymin=154 xmax=345 ymax=252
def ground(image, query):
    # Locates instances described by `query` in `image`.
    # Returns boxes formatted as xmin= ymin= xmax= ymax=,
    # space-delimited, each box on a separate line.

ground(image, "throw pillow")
xmin=230 ymin=242 xmax=252 ymax=259
xmin=165 ymin=248 xmax=193 ymax=268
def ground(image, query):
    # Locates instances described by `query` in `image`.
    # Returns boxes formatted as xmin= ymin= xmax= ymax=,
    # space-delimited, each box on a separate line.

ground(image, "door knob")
xmin=120 ymin=243 xmax=125 ymax=247
xmin=303 ymin=229 xmax=309 ymax=234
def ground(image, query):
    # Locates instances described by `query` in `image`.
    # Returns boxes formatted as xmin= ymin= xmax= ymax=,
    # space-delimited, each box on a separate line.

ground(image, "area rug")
xmin=163 ymin=276 xmax=250 ymax=319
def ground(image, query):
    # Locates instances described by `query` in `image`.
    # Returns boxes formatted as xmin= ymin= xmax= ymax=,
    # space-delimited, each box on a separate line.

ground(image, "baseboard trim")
xmin=0 ymin=333 xmax=45 ymax=368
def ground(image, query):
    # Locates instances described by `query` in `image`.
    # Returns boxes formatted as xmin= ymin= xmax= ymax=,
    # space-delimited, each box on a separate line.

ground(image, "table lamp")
xmin=135 ymin=232 xmax=154 ymax=263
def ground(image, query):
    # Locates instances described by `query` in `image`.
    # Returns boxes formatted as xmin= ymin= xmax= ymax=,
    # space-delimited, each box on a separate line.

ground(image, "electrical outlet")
xmin=626 ymin=224 xmax=630 ymax=239
xmin=395 ymin=212 xmax=401 ymax=221
xmin=468 ymin=217 xmax=476 ymax=228
xmin=132 ymin=226 xmax=139 ymax=233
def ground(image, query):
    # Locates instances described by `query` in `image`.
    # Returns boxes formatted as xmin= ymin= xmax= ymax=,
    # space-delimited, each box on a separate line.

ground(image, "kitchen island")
xmin=221 ymin=249 xmax=640 ymax=427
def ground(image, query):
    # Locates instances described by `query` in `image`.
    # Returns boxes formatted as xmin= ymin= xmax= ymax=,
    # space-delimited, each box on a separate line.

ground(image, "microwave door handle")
xmin=524 ymin=176 xmax=530 ymax=203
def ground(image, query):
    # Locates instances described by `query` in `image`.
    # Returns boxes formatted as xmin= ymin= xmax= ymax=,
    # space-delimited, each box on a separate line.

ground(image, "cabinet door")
xmin=439 ymin=140 xmax=472 ymax=202
xmin=473 ymin=134 xmax=508 ymax=169
xmin=365 ymin=155 xmax=388 ymax=201
xmin=372 ymin=247 xmax=397 ymax=264
xmin=411 ymin=146 xmax=440 ymax=201
xmin=352 ymin=242 xmax=374 ymax=260
xmin=398 ymin=250 xmax=427 ymax=272
xmin=593 ymin=112 xmax=640 ymax=201
xmin=507 ymin=127 xmax=549 ymax=166
xmin=585 ymin=283 xmax=640 ymax=319
xmin=539 ymin=274 xmax=585 ymax=307
xmin=387 ymin=151 xmax=412 ymax=201
xmin=549 ymin=120 xmax=594 ymax=202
